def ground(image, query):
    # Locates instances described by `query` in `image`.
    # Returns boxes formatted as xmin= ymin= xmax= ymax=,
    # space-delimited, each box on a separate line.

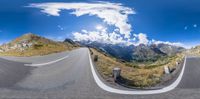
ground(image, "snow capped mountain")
xmin=78 ymin=40 xmax=185 ymax=62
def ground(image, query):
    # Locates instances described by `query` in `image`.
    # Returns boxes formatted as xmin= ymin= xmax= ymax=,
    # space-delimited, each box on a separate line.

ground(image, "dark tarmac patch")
xmin=0 ymin=58 xmax=34 ymax=88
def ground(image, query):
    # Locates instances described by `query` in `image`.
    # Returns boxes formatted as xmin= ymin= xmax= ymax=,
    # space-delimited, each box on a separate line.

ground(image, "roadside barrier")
xmin=112 ymin=67 xmax=121 ymax=82
xmin=94 ymin=55 xmax=98 ymax=62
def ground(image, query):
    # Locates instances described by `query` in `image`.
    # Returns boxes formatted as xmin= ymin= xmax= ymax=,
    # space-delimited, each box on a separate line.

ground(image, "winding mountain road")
xmin=0 ymin=48 xmax=199 ymax=99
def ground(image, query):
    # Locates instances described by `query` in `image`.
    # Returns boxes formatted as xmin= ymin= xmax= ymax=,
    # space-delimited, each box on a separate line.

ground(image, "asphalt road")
xmin=0 ymin=48 xmax=200 ymax=99
xmin=177 ymin=57 xmax=200 ymax=89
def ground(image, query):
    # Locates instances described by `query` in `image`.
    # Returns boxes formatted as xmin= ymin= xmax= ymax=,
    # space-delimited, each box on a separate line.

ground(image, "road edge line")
xmin=24 ymin=55 xmax=69 ymax=67
xmin=88 ymin=50 xmax=187 ymax=95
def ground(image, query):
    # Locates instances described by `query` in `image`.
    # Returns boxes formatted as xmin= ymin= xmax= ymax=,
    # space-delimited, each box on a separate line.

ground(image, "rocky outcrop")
xmin=0 ymin=38 xmax=34 ymax=52
xmin=0 ymin=33 xmax=79 ymax=56
xmin=79 ymin=41 xmax=185 ymax=62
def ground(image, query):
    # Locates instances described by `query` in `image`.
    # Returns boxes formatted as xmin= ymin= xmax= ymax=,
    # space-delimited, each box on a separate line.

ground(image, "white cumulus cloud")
xmin=28 ymin=2 xmax=185 ymax=47
xmin=151 ymin=39 xmax=184 ymax=47
xmin=73 ymin=27 xmax=128 ymax=44
xmin=134 ymin=33 xmax=149 ymax=45
xmin=27 ymin=2 xmax=135 ymax=39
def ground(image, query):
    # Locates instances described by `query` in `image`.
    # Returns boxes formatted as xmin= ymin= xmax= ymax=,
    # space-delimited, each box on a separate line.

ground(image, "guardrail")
xmin=112 ymin=67 xmax=121 ymax=82
xmin=160 ymin=58 xmax=185 ymax=85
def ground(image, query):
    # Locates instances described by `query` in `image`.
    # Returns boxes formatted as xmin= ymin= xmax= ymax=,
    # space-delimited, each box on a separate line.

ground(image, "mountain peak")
xmin=22 ymin=33 xmax=38 ymax=37
xmin=13 ymin=33 xmax=43 ymax=44
xmin=20 ymin=33 xmax=41 ymax=39
xmin=79 ymin=41 xmax=185 ymax=62
xmin=0 ymin=33 xmax=78 ymax=56
xmin=64 ymin=38 xmax=75 ymax=44
xmin=0 ymin=33 xmax=49 ymax=52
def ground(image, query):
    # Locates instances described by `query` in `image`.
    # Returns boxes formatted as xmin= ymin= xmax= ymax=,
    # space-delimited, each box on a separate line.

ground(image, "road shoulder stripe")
xmin=88 ymin=50 xmax=187 ymax=95
xmin=24 ymin=55 xmax=69 ymax=67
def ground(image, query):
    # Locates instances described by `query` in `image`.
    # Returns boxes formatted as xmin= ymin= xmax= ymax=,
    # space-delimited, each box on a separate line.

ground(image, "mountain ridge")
xmin=0 ymin=33 xmax=78 ymax=56
xmin=78 ymin=40 xmax=185 ymax=62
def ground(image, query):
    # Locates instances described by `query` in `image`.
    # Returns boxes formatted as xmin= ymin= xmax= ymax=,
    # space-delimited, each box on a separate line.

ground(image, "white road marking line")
xmin=88 ymin=50 xmax=187 ymax=95
xmin=24 ymin=55 xmax=69 ymax=67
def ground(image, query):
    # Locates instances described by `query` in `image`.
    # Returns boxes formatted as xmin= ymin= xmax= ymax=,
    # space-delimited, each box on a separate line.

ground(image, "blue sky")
xmin=0 ymin=0 xmax=200 ymax=48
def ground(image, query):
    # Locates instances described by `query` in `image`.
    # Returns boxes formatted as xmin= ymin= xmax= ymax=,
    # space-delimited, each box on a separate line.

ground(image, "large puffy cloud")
xmin=73 ymin=27 xmax=128 ymax=45
xmin=27 ymin=2 xmax=134 ymax=39
xmin=134 ymin=33 xmax=184 ymax=47
xmin=134 ymin=33 xmax=149 ymax=45
xmin=28 ymin=2 xmax=185 ymax=47
xmin=151 ymin=39 xmax=184 ymax=47
xmin=72 ymin=28 xmax=185 ymax=47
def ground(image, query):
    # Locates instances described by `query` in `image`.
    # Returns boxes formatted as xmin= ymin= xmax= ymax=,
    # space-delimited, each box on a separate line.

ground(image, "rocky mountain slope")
xmin=63 ymin=38 xmax=80 ymax=47
xmin=186 ymin=46 xmax=200 ymax=56
xmin=0 ymin=33 xmax=78 ymax=56
xmin=79 ymin=41 xmax=185 ymax=62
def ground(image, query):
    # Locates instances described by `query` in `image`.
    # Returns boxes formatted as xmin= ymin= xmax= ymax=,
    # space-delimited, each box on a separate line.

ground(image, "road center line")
xmin=88 ymin=50 xmax=187 ymax=95
xmin=24 ymin=55 xmax=69 ymax=67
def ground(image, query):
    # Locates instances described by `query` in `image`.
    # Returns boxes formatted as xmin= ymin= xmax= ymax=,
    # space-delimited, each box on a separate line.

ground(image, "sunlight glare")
xmin=96 ymin=25 xmax=104 ymax=30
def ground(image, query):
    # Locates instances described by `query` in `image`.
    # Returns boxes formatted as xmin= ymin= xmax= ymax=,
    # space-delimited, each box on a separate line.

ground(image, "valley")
xmin=0 ymin=33 xmax=193 ymax=88
xmin=90 ymin=48 xmax=184 ymax=87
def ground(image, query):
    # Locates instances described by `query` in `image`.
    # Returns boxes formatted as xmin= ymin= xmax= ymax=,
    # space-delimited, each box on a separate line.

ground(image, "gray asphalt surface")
xmin=177 ymin=57 xmax=200 ymax=89
xmin=0 ymin=48 xmax=200 ymax=99
xmin=0 ymin=51 xmax=70 ymax=64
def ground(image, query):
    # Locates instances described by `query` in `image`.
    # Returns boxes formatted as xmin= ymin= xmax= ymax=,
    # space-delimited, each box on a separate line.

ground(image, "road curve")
xmin=0 ymin=48 xmax=199 ymax=99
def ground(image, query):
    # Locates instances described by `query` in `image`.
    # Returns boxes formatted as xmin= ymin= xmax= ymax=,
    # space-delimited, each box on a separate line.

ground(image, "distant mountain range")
xmin=78 ymin=41 xmax=185 ymax=62
xmin=186 ymin=45 xmax=200 ymax=56
xmin=0 ymin=33 xmax=186 ymax=61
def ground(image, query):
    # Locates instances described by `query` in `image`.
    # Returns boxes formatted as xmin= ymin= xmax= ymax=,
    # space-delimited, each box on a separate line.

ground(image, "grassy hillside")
xmin=186 ymin=46 xmax=200 ymax=56
xmin=0 ymin=33 xmax=78 ymax=56
xmin=90 ymin=48 xmax=184 ymax=87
